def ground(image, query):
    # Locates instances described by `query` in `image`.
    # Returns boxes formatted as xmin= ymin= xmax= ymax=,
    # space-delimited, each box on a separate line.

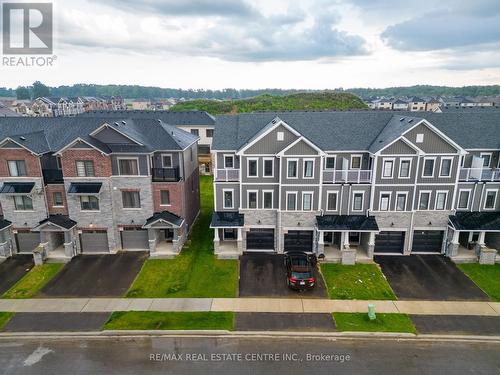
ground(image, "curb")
xmin=0 ymin=330 xmax=499 ymax=342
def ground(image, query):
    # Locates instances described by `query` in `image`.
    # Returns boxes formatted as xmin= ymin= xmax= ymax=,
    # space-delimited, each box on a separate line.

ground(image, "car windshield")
xmin=292 ymin=271 xmax=311 ymax=279
xmin=291 ymin=257 xmax=309 ymax=266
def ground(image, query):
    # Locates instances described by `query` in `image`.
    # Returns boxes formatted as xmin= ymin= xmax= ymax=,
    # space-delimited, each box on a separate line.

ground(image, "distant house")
xmin=392 ymin=99 xmax=408 ymax=111
xmin=409 ymin=97 xmax=426 ymax=111
xmin=129 ymin=99 xmax=151 ymax=110
xmin=0 ymin=103 xmax=21 ymax=117
xmin=425 ymin=98 xmax=441 ymax=112
xmin=378 ymin=99 xmax=393 ymax=110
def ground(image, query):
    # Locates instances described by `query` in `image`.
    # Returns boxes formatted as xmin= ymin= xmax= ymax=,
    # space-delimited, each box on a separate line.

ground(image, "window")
xmin=80 ymin=195 xmax=99 ymax=211
xmin=277 ymin=131 xmax=284 ymax=141
xmin=480 ymin=153 xmax=492 ymax=167
xmin=223 ymin=190 xmax=233 ymax=209
xmin=435 ymin=191 xmax=448 ymax=210
xmin=327 ymin=192 xmax=338 ymax=211
xmin=380 ymin=193 xmax=391 ymax=211
xmin=325 ymin=157 xmax=335 ymax=169
xmin=484 ymin=190 xmax=498 ymax=210
xmin=52 ymin=192 xmax=64 ymax=207
xmin=419 ymin=191 xmax=431 ymax=210
xmin=247 ymin=158 xmax=258 ymax=177
xmin=382 ymin=159 xmax=394 ymax=178
xmin=351 ymin=155 xmax=362 ymax=169
xmin=458 ymin=190 xmax=470 ymax=209
xmin=248 ymin=191 xmax=257 ymax=209
xmin=224 ymin=155 xmax=234 ymax=169
xmin=352 ymin=192 xmax=363 ymax=211
xmin=160 ymin=190 xmax=170 ymax=205
xmin=396 ymin=193 xmax=407 ymax=211
xmin=223 ymin=228 xmax=236 ymax=240
xmin=190 ymin=147 xmax=193 ymax=162
xmin=302 ymin=192 xmax=313 ymax=211
xmin=56 ymin=156 xmax=62 ymax=170
xmin=118 ymin=159 xmax=139 ymax=175
xmin=303 ymin=159 xmax=314 ymax=178
xmin=287 ymin=160 xmax=298 ymax=178
xmin=162 ymin=154 xmax=172 ymax=168
xmin=76 ymin=160 xmax=95 ymax=177
xmin=439 ymin=158 xmax=453 ymax=177
xmin=416 ymin=134 xmax=424 ymax=143
xmin=263 ymin=158 xmax=274 ymax=177
xmin=190 ymin=129 xmax=199 ymax=136
xmin=122 ymin=191 xmax=141 ymax=208
xmin=422 ymin=158 xmax=435 ymax=177
xmin=206 ymin=129 xmax=214 ymax=138
xmin=13 ymin=195 xmax=33 ymax=211
xmin=263 ymin=191 xmax=273 ymax=209
xmin=8 ymin=160 xmax=27 ymax=176
xmin=399 ymin=159 xmax=411 ymax=178
xmin=286 ymin=192 xmax=297 ymax=210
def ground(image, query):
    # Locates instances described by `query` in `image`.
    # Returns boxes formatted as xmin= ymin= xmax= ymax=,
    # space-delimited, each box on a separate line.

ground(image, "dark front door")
xmin=246 ymin=229 xmax=275 ymax=251
xmin=412 ymin=230 xmax=444 ymax=253
xmin=374 ymin=231 xmax=405 ymax=254
xmin=284 ymin=230 xmax=313 ymax=252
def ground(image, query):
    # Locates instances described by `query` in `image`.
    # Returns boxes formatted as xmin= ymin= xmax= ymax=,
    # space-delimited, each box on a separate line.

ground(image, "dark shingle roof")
xmin=212 ymin=111 xmax=500 ymax=152
xmin=0 ymin=218 xmax=12 ymax=231
xmin=78 ymin=110 xmax=215 ymax=126
xmin=316 ymin=215 xmax=379 ymax=231
xmin=211 ymin=212 xmax=244 ymax=227
xmin=449 ymin=212 xmax=500 ymax=231
xmin=0 ymin=182 xmax=35 ymax=194
xmin=0 ymin=117 xmax=198 ymax=154
xmin=37 ymin=215 xmax=77 ymax=230
xmin=144 ymin=211 xmax=184 ymax=227
xmin=68 ymin=182 xmax=102 ymax=194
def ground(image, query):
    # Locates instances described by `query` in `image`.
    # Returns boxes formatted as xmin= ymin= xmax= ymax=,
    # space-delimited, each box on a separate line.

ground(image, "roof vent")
xmin=121 ymin=121 xmax=126 ymax=125
xmin=19 ymin=136 xmax=26 ymax=141
xmin=399 ymin=117 xmax=405 ymax=121
xmin=408 ymin=119 xmax=413 ymax=123
xmin=114 ymin=122 xmax=119 ymax=126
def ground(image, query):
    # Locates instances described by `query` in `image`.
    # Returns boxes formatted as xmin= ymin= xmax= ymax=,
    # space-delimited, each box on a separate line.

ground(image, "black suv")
xmin=284 ymin=251 xmax=317 ymax=290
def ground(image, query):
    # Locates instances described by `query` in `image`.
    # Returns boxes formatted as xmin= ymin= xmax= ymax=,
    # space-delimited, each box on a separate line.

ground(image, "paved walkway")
xmin=0 ymin=298 xmax=499 ymax=316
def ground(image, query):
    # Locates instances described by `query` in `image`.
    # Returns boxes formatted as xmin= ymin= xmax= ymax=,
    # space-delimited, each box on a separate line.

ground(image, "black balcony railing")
xmin=151 ymin=167 xmax=180 ymax=182
xmin=42 ymin=169 xmax=64 ymax=184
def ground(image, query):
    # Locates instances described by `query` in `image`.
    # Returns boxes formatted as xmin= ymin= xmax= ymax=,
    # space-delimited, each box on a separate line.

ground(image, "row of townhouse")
xmin=367 ymin=97 xmax=441 ymax=112
xmin=210 ymin=111 xmax=500 ymax=265
xmin=31 ymin=97 xmax=126 ymax=117
xmin=79 ymin=110 xmax=216 ymax=174
xmin=0 ymin=117 xmax=200 ymax=262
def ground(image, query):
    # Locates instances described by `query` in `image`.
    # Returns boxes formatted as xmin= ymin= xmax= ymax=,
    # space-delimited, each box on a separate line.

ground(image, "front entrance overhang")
xmin=316 ymin=215 xmax=379 ymax=232
xmin=448 ymin=212 xmax=500 ymax=232
xmin=143 ymin=211 xmax=184 ymax=229
xmin=210 ymin=211 xmax=244 ymax=228
xmin=32 ymin=215 xmax=77 ymax=232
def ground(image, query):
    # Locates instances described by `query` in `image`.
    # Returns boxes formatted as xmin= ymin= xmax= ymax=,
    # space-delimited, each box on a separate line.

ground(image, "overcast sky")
xmin=2 ymin=0 xmax=500 ymax=89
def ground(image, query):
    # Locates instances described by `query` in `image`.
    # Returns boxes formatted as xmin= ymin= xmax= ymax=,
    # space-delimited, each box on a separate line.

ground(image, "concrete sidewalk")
xmin=0 ymin=298 xmax=499 ymax=316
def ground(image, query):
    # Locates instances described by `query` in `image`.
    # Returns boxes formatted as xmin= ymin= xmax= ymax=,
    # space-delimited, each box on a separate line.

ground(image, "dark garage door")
xmin=246 ymin=229 xmax=274 ymax=251
xmin=121 ymin=228 xmax=149 ymax=250
xmin=15 ymin=232 xmax=40 ymax=253
xmin=374 ymin=231 xmax=405 ymax=254
xmin=80 ymin=231 xmax=109 ymax=253
xmin=284 ymin=230 xmax=313 ymax=252
xmin=412 ymin=230 xmax=444 ymax=253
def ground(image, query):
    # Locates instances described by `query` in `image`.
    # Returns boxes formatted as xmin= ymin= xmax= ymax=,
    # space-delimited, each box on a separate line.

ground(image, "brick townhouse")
xmin=211 ymin=111 xmax=500 ymax=265
xmin=0 ymin=117 xmax=200 ymax=262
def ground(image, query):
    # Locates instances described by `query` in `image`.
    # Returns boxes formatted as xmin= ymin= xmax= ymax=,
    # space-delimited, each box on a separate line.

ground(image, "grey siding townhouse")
xmin=211 ymin=111 xmax=500 ymax=265
xmin=0 ymin=117 xmax=200 ymax=262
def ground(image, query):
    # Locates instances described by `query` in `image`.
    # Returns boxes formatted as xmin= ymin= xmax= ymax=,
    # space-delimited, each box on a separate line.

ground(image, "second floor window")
xmin=248 ymin=191 xmax=257 ymax=209
xmin=302 ymin=193 xmax=313 ymax=211
xmin=484 ymin=190 xmax=497 ymax=210
xmin=76 ymin=160 xmax=95 ymax=177
xmin=162 ymin=155 xmax=172 ymax=168
xmin=287 ymin=160 xmax=297 ymax=178
xmin=247 ymin=159 xmax=258 ymax=177
xmin=8 ymin=160 xmax=27 ymax=176
xmin=396 ymin=193 xmax=407 ymax=211
xmin=380 ymin=193 xmax=390 ymax=211
xmin=423 ymin=159 xmax=435 ymax=177
xmin=80 ymin=195 xmax=99 ymax=211
xmin=435 ymin=192 xmax=447 ymax=210
xmin=399 ymin=159 xmax=411 ymax=178
xmin=480 ymin=153 xmax=491 ymax=167
xmin=325 ymin=157 xmax=335 ymax=169
xmin=160 ymin=190 xmax=170 ymax=205
xmin=440 ymin=158 xmax=452 ymax=177
xmin=458 ymin=190 xmax=470 ymax=209
xmin=223 ymin=190 xmax=233 ymax=209
xmin=303 ymin=160 xmax=314 ymax=178
xmin=224 ymin=155 xmax=234 ymax=169
xmin=352 ymin=193 xmax=363 ymax=211
xmin=118 ymin=159 xmax=139 ymax=175
xmin=13 ymin=195 xmax=33 ymax=211
xmin=206 ymin=129 xmax=214 ymax=138
xmin=190 ymin=129 xmax=199 ymax=136
xmin=351 ymin=155 xmax=362 ymax=170
xmin=382 ymin=160 xmax=394 ymax=178
xmin=263 ymin=159 xmax=274 ymax=177
xmin=327 ymin=192 xmax=338 ymax=211
xmin=419 ymin=192 xmax=430 ymax=210
xmin=263 ymin=191 xmax=273 ymax=209
xmin=52 ymin=192 xmax=64 ymax=207
xmin=122 ymin=191 xmax=141 ymax=208
xmin=287 ymin=192 xmax=297 ymax=210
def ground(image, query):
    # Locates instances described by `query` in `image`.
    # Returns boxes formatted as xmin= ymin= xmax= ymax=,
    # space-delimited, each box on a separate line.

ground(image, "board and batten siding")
xmin=403 ymin=123 xmax=458 ymax=154
xmin=381 ymin=139 xmax=417 ymax=155
xmin=245 ymin=125 xmax=298 ymax=155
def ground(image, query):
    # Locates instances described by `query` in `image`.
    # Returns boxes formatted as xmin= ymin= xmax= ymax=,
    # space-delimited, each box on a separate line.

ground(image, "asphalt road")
xmin=0 ymin=336 xmax=498 ymax=374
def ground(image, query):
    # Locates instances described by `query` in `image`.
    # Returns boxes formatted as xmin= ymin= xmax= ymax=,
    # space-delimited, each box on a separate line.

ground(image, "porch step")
xmin=216 ymin=253 xmax=239 ymax=260
xmin=45 ymin=256 xmax=71 ymax=264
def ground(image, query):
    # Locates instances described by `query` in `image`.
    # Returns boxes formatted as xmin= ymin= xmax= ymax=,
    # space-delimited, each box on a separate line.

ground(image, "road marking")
xmin=23 ymin=346 xmax=53 ymax=366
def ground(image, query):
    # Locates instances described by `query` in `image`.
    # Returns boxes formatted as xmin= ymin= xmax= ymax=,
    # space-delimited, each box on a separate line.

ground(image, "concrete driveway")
xmin=0 ymin=255 xmax=34 ymax=295
xmin=239 ymin=253 xmax=328 ymax=298
xmin=375 ymin=255 xmax=489 ymax=301
xmin=38 ymin=252 xmax=148 ymax=297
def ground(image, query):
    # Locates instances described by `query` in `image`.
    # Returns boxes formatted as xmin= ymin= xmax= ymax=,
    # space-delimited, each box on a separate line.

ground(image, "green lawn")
xmin=458 ymin=263 xmax=500 ymax=302
xmin=126 ymin=176 xmax=239 ymax=298
xmin=333 ymin=313 xmax=416 ymax=333
xmin=0 ymin=312 xmax=14 ymax=330
xmin=103 ymin=311 xmax=234 ymax=331
xmin=320 ymin=264 xmax=396 ymax=300
xmin=1 ymin=263 xmax=64 ymax=299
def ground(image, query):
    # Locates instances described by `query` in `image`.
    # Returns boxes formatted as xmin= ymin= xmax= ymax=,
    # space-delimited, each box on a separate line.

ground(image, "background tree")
xmin=31 ymin=81 xmax=51 ymax=98
xmin=16 ymin=86 xmax=31 ymax=100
